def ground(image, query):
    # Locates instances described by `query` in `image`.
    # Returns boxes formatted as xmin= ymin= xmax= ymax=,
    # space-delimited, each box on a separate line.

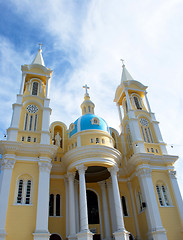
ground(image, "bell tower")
xmin=7 ymin=46 xmax=53 ymax=144
xmin=114 ymin=62 xmax=167 ymax=157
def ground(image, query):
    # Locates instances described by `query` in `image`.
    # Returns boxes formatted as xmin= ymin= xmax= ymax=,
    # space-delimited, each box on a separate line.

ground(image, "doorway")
xmin=50 ymin=234 xmax=61 ymax=240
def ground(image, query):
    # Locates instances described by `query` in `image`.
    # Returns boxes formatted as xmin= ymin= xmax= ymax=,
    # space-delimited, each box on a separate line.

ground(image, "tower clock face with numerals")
xmin=26 ymin=104 xmax=38 ymax=113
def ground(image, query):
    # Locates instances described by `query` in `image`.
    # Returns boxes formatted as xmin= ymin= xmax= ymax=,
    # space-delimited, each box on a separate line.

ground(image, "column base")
xmin=68 ymin=234 xmax=77 ymax=240
xmin=33 ymin=231 xmax=50 ymax=240
xmin=76 ymin=230 xmax=93 ymax=240
xmin=148 ymin=228 xmax=167 ymax=240
xmin=113 ymin=230 xmax=129 ymax=240
xmin=0 ymin=229 xmax=6 ymax=240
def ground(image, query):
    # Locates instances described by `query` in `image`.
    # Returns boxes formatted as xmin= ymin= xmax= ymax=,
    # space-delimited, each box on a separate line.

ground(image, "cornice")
xmin=63 ymin=145 xmax=121 ymax=170
xmin=0 ymin=141 xmax=57 ymax=157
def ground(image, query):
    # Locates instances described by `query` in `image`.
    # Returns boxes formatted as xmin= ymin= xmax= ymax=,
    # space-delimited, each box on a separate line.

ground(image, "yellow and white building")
xmin=0 ymin=49 xmax=183 ymax=240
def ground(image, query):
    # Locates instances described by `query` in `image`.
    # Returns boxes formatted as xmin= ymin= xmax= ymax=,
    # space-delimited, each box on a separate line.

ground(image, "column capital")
xmin=38 ymin=162 xmax=52 ymax=173
xmin=108 ymin=165 xmax=119 ymax=176
xmin=1 ymin=158 xmax=15 ymax=170
xmin=76 ymin=164 xmax=87 ymax=175
xmin=169 ymin=170 xmax=177 ymax=179
xmin=67 ymin=171 xmax=76 ymax=181
xmin=98 ymin=180 xmax=106 ymax=189
xmin=136 ymin=168 xmax=152 ymax=178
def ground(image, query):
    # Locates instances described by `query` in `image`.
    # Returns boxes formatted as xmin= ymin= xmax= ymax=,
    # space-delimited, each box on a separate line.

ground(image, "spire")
xmin=31 ymin=44 xmax=45 ymax=66
xmin=120 ymin=60 xmax=134 ymax=83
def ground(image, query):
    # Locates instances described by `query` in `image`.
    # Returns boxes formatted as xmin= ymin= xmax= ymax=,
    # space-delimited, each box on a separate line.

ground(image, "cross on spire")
xmin=120 ymin=59 xmax=125 ymax=67
xmin=83 ymin=84 xmax=90 ymax=95
xmin=38 ymin=43 xmax=43 ymax=50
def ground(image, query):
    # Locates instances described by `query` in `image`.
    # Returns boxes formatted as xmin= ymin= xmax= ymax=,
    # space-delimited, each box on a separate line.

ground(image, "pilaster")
xmin=76 ymin=164 xmax=93 ymax=240
xmin=0 ymin=155 xmax=15 ymax=239
xmin=33 ymin=160 xmax=52 ymax=240
xmin=108 ymin=166 xmax=129 ymax=240
xmin=136 ymin=168 xmax=167 ymax=240
xmin=169 ymin=171 xmax=183 ymax=230
xmin=99 ymin=181 xmax=111 ymax=240
xmin=68 ymin=172 xmax=77 ymax=240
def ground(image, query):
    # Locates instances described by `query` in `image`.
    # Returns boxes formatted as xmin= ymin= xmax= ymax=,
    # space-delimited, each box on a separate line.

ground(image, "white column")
xmin=64 ymin=175 xmax=69 ymax=237
xmin=0 ymin=156 xmax=15 ymax=240
xmin=46 ymin=77 xmax=51 ymax=98
xmin=125 ymin=89 xmax=132 ymax=110
xmin=41 ymin=99 xmax=51 ymax=144
xmin=76 ymin=164 xmax=93 ymax=240
xmin=99 ymin=181 xmax=111 ymax=240
xmin=7 ymin=95 xmax=23 ymax=141
xmin=106 ymin=180 xmax=117 ymax=233
xmin=137 ymin=168 xmax=167 ymax=240
xmin=144 ymin=92 xmax=151 ymax=113
xmin=169 ymin=171 xmax=183 ymax=230
xmin=19 ymin=72 xmax=26 ymax=95
xmin=127 ymin=182 xmax=140 ymax=240
xmin=33 ymin=161 xmax=52 ymax=240
xmin=108 ymin=166 xmax=129 ymax=240
xmin=68 ymin=172 xmax=76 ymax=239
xmin=117 ymin=104 xmax=123 ymax=131
xmin=74 ymin=180 xmax=80 ymax=233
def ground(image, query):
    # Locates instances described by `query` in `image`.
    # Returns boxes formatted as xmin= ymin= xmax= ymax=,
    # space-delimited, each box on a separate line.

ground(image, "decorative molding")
xmin=38 ymin=162 xmax=52 ymax=173
xmin=1 ymin=159 xmax=15 ymax=170
xmin=108 ymin=165 xmax=119 ymax=176
xmin=76 ymin=164 xmax=87 ymax=175
xmin=169 ymin=170 xmax=177 ymax=179
xmin=136 ymin=168 xmax=152 ymax=178
xmin=67 ymin=172 xmax=76 ymax=181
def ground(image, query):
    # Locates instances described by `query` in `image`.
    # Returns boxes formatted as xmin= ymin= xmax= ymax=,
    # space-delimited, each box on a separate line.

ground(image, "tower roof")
xmin=121 ymin=63 xmax=134 ymax=83
xmin=31 ymin=48 xmax=45 ymax=66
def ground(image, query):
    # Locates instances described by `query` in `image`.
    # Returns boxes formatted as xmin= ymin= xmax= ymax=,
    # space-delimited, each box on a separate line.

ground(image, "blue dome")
xmin=69 ymin=114 xmax=110 ymax=137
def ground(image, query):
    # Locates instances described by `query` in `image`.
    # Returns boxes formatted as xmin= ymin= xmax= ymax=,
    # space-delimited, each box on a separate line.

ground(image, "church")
xmin=0 ymin=48 xmax=183 ymax=240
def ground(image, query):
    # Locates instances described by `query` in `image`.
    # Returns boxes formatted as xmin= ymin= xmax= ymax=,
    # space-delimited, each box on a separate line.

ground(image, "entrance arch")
xmin=50 ymin=234 xmax=62 ymax=240
xmin=87 ymin=190 xmax=100 ymax=224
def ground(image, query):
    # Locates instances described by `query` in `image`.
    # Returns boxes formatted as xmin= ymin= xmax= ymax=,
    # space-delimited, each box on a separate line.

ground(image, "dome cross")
xmin=83 ymin=84 xmax=90 ymax=95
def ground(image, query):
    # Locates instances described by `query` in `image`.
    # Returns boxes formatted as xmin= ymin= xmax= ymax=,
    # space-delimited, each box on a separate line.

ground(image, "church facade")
xmin=0 ymin=49 xmax=183 ymax=240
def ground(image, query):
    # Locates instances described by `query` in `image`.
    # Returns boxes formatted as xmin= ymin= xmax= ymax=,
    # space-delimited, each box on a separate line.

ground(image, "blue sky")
xmin=0 ymin=0 xmax=183 ymax=196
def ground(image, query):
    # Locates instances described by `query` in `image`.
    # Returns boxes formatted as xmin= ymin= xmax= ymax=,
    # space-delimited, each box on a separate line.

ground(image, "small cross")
xmin=120 ymin=59 xmax=125 ymax=66
xmin=83 ymin=84 xmax=90 ymax=95
xmin=38 ymin=43 xmax=43 ymax=50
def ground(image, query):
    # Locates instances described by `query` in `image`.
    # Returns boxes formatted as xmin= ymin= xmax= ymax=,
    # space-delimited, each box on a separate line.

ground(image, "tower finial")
xmin=83 ymin=84 xmax=90 ymax=95
xmin=120 ymin=59 xmax=125 ymax=67
xmin=38 ymin=43 xmax=43 ymax=50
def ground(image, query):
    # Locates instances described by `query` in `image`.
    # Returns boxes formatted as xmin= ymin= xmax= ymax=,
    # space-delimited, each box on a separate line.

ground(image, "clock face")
xmin=26 ymin=104 xmax=38 ymax=113
xmin=139 ymin=118 xmax=149 ymax=127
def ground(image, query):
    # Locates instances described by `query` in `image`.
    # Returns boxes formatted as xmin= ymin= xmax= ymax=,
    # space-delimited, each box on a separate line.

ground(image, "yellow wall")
xmin=49 ymin=178 xmax=66 ymax=239
xmin=6 ymin=161 xmax=39 ymax=240
xmin=152 ymin=171 xmax=183 ymax=239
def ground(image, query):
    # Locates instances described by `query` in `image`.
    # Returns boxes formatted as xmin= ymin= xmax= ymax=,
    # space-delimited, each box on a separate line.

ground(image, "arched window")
xmin=156 ymin=183 xmax=170 ymax=206
xmin=125 ymin=100 xmax=128 ymax=113
xmin=17 ymin=179 xmax=24 ymax=204
xmin=56 ymin=194 xmax=61 ymax=216
xmin=121 ymin=196 xmax=128 ymax=216
xmin=88 ymin=106 xmax=91 ymax=112
xmin=49 ymin=194 xmax=54 ymax=216
xmin=49 ymin=194 xmax=62 ymax=217
xmin=136 ymin=190 xmax=144 ymax=213
xmin=139 ymin=118 xmax=153 ymax=143
xmin=32 ymin=82 xmax=39 ymax=95
xmin=24 ymin=113 xmax=28 ymax=130
xmin=133 ymin=96 xmax=142 ymax=110
xmin=125 ymin=124 xmax=132 ymax=150
xmin=16 ymin=177 xmax=32 ymax=205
